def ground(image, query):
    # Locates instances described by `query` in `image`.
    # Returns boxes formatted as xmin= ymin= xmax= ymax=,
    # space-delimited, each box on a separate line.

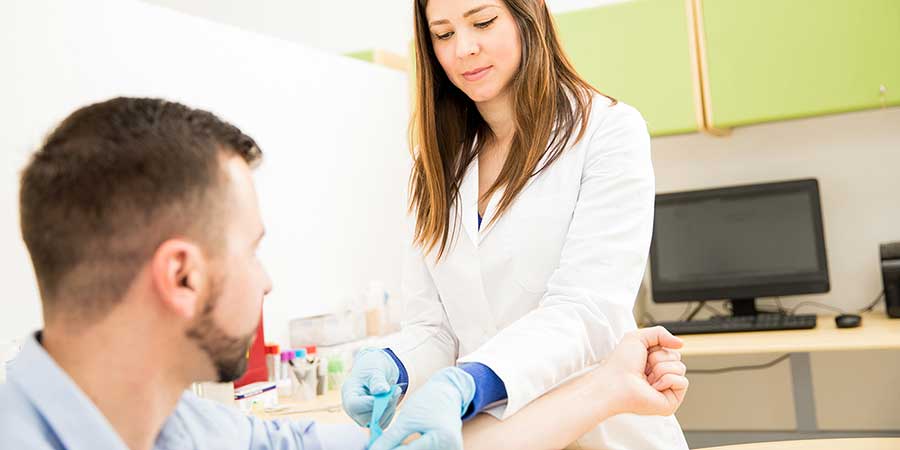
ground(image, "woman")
xmin=343 ymin=1 xmax=690 ymax=449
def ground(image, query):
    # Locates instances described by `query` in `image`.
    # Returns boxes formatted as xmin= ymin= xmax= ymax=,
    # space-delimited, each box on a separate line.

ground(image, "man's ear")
xmin=150 ymin=239 xmax=207 ymax=320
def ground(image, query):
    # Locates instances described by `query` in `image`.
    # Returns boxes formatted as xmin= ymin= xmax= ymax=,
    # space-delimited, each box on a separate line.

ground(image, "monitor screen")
xmin=649 ymin=179 xmax=829 ymax=303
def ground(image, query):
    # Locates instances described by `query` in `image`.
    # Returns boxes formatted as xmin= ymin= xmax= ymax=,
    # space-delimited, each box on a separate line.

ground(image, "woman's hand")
xmin=341 ymin=348 xmax=402 ymax=428
xmin=600 ymin=326 xmax=688 ymax=417
xmin=368 ymin=367 xmax=475 ymax=450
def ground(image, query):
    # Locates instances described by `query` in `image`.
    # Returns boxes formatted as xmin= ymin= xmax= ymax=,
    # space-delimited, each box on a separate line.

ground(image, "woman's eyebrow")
xmin=429 ymin=4 xmax=498 ymax=26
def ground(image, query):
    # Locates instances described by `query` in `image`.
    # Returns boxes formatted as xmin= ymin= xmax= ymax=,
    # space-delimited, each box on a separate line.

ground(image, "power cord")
xmin=687 ymin=353 xmax=791 ymax=375
xmin=774 ymin=297 xmax=785 ymax=313
xmin=860 ymin=291 xmax=885 ymax=312
xmin=702 ymin=302 xmax=728 ymax=317
xmin=786 ymin=290 xmax=885 ymax=315
xmin=640 ymin=311 xmax=658 ymax=327
xmin=684 ymin=302 xmax=703 ymax=321
xmin=681 ymin=301 xmax=730 ymax=321
xmin=755 ymin=297 xmax=788 ymax=315
xmin=788 ymin=302 xmax=845 ymax=315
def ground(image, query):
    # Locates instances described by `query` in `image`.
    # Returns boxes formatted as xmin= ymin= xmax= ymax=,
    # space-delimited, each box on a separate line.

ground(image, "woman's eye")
xmin=475 ymin=17 xmax=498 ymax=28
xmin=435 ymin=31 xmax=454 ymax=40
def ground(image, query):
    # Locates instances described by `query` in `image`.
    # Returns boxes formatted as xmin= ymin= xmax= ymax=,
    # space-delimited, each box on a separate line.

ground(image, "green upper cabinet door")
xmin=701 ymin=0 xmax=900 ymax=129
xmin=555 ymin=0 xmax=701 ymax=137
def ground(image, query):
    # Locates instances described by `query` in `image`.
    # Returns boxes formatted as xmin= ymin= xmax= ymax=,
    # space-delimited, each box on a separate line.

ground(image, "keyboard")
xmin=655 ymin=314 xmax=817 ymax=335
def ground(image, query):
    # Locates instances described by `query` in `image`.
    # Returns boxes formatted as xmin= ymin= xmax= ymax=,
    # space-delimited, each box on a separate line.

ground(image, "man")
xmin=0 ymin=97 xmax=688 ymax=450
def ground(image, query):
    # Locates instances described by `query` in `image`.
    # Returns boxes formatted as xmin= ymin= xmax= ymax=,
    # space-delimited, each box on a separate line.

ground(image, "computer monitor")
xmin=649 ymin=178 xmax=830 ymax=316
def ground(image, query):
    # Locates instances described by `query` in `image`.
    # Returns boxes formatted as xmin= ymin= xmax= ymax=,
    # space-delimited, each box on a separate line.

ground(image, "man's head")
xmin=20 ymin=97 xmax=272 ymax=382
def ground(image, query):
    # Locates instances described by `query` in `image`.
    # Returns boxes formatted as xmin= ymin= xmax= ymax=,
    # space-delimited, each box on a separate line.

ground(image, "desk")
xmin=678 ymin=314 xmax=900 ymax=444
xmin=699 ymin=437 xmax=900 ymax=450
xmin=678 ymin=314 xmax=900 ymax=357
xmin=253 ymin=391 xmax=350 ymax=425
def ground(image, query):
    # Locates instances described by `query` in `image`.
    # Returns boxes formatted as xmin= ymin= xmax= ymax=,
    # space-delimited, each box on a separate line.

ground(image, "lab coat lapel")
xmin=457 ymin=157 xmax=480 ymax=248
xmin=477 ymin=147 xmax=553 ymax=243
xmin=435 ymin=157 xmax=499 ymax=349
xmin=476 ymin=185 xmax=504 ymax=243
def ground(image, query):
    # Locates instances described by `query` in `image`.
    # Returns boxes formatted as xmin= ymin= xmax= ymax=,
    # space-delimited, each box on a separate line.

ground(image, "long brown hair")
xmin=409 ymin=0 xmax=614 ymax=259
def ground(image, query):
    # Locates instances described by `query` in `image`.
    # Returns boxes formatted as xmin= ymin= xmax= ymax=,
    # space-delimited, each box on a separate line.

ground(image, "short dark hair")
xmin=20 ymin=97 xmax=262 ymax=322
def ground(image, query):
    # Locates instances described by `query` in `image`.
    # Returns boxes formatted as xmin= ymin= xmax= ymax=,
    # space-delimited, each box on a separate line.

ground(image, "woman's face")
xmin=425 ymin=0 xmax=523 ymax=104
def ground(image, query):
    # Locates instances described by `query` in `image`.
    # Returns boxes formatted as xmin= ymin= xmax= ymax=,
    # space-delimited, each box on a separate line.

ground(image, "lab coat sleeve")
xmin=384 ymin=220 xmax=460 ymax=394
xmin=456 ymin=104 xmax=655 ymax=418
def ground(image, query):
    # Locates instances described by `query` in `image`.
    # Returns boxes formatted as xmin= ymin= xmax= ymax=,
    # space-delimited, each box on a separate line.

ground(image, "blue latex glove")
xmin=368 ymin=367 xmax=476 ymax=450
xmin=341 ymin=348 xmax=402 ymax=428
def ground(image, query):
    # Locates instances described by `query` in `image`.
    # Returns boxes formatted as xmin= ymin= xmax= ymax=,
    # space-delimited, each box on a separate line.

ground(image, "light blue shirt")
xmin=0 ymin=332 xmax=369 ymax=450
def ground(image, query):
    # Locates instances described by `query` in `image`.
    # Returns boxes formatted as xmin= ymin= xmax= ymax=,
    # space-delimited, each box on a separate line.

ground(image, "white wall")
xmin=140 ymin=0 xmax=416 ymax=56
xmin=139 ymin=0 xmax=630 ymax=56
xmin=0 ymin=0 xmax=411 ymax=346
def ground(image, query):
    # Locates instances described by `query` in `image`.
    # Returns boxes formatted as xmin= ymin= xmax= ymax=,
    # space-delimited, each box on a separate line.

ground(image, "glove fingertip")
xmin=371 ymin=382 xmax=391 ymax=395
xmin=368 ymin=426 xmax=407 ymax=450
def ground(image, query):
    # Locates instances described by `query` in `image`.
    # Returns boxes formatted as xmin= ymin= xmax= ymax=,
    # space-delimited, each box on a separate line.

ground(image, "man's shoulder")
xmin=0 ymin=383 xmax=61 ymax=449
xmin=157 ymin=391 xmax=249 ymax=448
xmin=172 ymin=390 xmax=245 ymax=425
xmin=0 ymin=381 xmax=40 ymax=424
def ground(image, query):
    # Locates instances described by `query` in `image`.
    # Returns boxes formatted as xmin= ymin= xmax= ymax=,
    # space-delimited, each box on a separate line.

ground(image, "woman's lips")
xmin=463 ymin=65 xmax=492 ymax=82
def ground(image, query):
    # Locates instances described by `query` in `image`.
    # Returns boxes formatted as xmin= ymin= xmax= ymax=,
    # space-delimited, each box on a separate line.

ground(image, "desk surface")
xmin=255 ymin=391 xmax=350 ymax=424
xmin=699 ymin=437 xmax=900 ymax=450
xmin=679 ymin=313 xmax=900 ymax=357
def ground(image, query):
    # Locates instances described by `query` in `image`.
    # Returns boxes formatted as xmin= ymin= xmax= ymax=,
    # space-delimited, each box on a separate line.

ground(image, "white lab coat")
xmin=388 ymin=96 xmax=689 ymax=450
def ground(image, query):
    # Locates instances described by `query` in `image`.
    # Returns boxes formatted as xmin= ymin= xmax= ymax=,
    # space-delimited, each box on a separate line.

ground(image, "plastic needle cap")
xmin=368 ymin=385 xmax=400 ymax=446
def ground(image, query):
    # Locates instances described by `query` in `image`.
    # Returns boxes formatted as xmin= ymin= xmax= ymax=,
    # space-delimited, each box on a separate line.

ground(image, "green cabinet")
xmin=555 ymin=0 xmax=702 ymax=137
xmin=346 ymin=49 xmax=376 ymax=63
xmin=700 ymin=0 xmax=900 ymax=129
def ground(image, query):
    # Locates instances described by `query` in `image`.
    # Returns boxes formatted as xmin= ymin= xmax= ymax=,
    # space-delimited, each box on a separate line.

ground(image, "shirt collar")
xmin=9 ymin=331 xmax=129 ymax=450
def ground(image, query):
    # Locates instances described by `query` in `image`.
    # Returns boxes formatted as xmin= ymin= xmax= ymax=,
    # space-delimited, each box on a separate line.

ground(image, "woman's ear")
xmin=150 ymin=239 xmax=206 ymax=320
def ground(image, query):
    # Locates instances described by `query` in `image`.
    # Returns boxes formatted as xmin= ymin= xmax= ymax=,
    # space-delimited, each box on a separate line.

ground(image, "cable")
xmin=675 ymin=302 xmax=695 ymax=321
xmin=687 ymin=353 xmax=791 ymax=375
xmin=684 ymin=302 xmax=703 ymax=321
xmin=860 ymin=291 xmax=885 ymax=313
xmin=755 ymin=297 xmax=787 ymax=315
xmin=701 ymin=302 xmax=729 ymax=317
xmin=788 ymin=301 xmax=845 ymax=315
xmin=786 ymin=290 xmax=885 ymax=316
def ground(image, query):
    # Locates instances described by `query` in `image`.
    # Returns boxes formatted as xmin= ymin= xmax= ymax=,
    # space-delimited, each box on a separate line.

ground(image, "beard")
xmin=185 ymin=280 xmax=256 ymax=383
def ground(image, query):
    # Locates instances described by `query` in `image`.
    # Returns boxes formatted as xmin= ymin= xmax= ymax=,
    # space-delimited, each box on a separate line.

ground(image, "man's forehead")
xmin=221 ymin=155 xmax=264 ymax=232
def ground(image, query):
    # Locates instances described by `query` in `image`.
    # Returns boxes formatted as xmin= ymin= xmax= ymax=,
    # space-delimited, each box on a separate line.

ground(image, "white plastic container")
xmin=289 ymin=310 xmax=366 ymax=348
xmin=192 ymin=381 xmax=235 ymax=406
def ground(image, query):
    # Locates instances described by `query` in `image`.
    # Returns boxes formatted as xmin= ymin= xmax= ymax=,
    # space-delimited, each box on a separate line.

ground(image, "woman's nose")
xmin=455 ymin=30 xmax=480 ymax=59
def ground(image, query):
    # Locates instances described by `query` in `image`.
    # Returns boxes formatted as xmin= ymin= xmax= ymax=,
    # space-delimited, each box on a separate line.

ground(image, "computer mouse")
xmin=835 ymin=314 xmax=862 ymax=328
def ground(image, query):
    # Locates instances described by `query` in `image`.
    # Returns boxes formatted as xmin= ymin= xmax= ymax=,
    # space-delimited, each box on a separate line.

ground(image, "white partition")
xmin=0 ymin=0 xmax=410 ymax=345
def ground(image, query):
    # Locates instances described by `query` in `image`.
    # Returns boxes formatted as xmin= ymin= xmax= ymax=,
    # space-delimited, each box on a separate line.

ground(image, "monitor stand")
xmin=730 ymin=298 xmax=759 ymax=316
